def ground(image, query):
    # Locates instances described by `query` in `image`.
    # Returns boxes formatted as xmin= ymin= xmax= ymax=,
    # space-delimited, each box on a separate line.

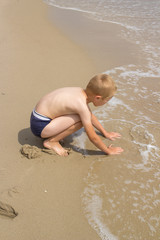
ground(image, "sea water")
xmin=44 ymin=1 xmax=160 ymax=239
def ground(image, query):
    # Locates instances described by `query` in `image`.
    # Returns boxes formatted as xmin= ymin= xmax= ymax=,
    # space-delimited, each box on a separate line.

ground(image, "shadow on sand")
xmin=18 ymin=128 xmax=106 ymax=157
xmin=18 ymin=128 xmax=43 ymax=148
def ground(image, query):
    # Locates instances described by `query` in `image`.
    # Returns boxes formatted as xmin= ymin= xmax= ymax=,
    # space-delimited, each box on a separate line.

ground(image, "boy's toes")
xmin=62 ymin=149 xmax=69 ymax=156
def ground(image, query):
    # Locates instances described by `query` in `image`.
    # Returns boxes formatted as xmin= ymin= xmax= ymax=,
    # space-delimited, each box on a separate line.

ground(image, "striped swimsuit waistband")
xmin=32 ymin=109 xmax=51 ymax=121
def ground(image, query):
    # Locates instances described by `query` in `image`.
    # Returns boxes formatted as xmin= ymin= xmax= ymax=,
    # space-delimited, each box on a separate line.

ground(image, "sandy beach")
xmin=1 ymin=0 xmax=160 ymax=240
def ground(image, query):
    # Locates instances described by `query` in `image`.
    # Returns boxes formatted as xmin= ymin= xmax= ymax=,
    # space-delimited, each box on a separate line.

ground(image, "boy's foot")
xmin=43 ymin=140 xmax=69 ymax=156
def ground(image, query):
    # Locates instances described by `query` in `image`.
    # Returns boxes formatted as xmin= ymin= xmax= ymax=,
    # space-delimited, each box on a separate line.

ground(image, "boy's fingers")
xmin=109 ymin=137 xmax=114 ymax=141
xmin=115 ymin=132 xmax=121 ymax=136
xmin=108 ymin=145 xmax=124 ymax=154
xmin=116 ymin=147 xmax=124 ymax=152
xmin=109 ymin=144 xmax=113 ymax=148
xmin=115 ymin=134 xmax=121 ymax=138
xmin=108 ymin=133 xmax=121 ymax=140
xmin=118 ymin=149 xmax=124 ymax=153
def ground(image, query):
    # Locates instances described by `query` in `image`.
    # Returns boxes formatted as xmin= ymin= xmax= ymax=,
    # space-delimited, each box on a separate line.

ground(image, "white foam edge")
xmin=43 ymin=0 xmax=97 ymax=15
xmin=82 ymin=189 xmax=118 ymax=240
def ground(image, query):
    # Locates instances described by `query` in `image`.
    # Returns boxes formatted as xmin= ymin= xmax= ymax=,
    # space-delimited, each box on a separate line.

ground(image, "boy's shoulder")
xmin=54 ymin=87 xmax=85 ymax=98
xmin=58 ymin=87 xmax=83 ymax=93
xmin=59 ymin=87 xmax=88 ymax=109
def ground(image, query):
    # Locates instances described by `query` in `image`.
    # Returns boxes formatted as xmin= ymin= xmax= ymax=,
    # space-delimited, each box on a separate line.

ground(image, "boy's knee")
xmin=70 ymin=121 xmax=82 ymax=130
xmin=77 ymin=121 xmax=83 ymax=128
xmin=73 ymin=114 xmax=81 ymax=122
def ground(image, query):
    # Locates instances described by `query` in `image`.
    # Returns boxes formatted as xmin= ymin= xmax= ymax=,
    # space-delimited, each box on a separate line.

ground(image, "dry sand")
xmin=0 ymin=0 xmax=100 ymax=239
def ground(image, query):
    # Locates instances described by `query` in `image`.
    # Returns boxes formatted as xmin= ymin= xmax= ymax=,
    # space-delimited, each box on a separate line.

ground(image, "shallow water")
xmin=73 ymin=89 xmax=160 ymax=239
xmin=44 ymin=0 xmax=160 ymax=239
xmin=81 ymin=100 xmax=160 ymax=239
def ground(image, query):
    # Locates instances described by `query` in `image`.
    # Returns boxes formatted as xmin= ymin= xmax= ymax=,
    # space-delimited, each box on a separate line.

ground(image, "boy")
xmin=30 ymin=74 xmax=123 ymax=156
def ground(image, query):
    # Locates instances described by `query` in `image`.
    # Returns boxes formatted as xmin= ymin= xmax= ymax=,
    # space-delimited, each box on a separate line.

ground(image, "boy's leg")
xmin=41 ymin=114 xmax=82 ymax=156
xmin=43 ymin=121 xmax=82 ymax=156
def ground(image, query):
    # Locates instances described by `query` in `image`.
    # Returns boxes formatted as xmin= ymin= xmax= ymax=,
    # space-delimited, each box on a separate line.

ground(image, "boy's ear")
xmin=95 ymin=95 xmax=102 ymax=100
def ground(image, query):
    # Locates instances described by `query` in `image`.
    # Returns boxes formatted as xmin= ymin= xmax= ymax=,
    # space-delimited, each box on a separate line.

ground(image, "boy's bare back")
xmin=36 ymin=87 xmax=91 ymax=125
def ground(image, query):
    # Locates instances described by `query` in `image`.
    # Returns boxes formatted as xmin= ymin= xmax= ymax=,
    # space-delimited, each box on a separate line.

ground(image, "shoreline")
xmin=47 ymin=4 xmax=160 ymax=124
xmin=48 ymin=5 xmax=141 ymax=72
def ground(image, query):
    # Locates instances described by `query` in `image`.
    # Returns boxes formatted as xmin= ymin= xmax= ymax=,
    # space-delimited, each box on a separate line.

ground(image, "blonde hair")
xmin=86 ymin=74 xmax=117 ymax=99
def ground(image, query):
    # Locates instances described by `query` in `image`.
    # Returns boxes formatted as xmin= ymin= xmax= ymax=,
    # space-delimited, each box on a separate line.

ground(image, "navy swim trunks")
xmin=30 ymin=109 xmax=52 ymax=138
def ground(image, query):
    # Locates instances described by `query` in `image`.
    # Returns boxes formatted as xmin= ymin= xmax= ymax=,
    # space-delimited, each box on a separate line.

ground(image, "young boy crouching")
xmin=30 ymin=74 xmax=124 ymax=156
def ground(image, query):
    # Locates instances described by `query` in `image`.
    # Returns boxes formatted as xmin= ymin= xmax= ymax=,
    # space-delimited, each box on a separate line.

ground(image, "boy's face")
xmin=93 ymin=96 xmax=113 ymax=106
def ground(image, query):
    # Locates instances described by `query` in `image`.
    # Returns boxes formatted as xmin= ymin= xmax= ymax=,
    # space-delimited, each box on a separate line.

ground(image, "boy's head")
xmin=86 ymin=73 xmax=117 ymax=99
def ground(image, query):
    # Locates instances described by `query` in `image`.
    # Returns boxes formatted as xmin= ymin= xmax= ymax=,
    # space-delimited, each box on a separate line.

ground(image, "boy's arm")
xmin=78 ymin=106 xmax=123 ymax=155
xmin=91 ymin=113 xmax=121 ymax=140
xmin=84 ymin=123 xmax=123 ymax=155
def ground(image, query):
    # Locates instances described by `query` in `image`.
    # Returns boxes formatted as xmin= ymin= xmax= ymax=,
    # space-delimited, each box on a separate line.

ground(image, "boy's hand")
xmin=107 ymin=144 xmax=124 ymax=155
xmin=104 ymin=132 xmax=121 ymax=141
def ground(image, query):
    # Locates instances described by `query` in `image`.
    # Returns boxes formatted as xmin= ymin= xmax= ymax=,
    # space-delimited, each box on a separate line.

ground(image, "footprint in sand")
xmin=0 ymin=201 xmax=18 ymax=218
